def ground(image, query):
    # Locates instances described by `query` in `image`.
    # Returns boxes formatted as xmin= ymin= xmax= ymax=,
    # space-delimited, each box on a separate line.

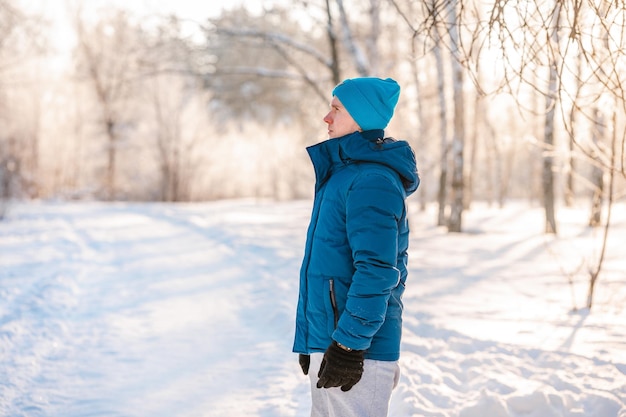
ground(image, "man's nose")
xmin=323 ymin=112 xmax=332 ymax=124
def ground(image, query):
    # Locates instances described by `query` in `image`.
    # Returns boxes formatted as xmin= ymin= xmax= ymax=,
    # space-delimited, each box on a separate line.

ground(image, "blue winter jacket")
xmin=293 ymin=129 xmax=419 ymax=361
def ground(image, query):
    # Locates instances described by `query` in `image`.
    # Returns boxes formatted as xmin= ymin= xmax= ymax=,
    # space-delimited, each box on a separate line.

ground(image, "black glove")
xmin=299 ymin=354 xmax=310 ymax=375
xmin=316 ymin=341 xmax=364 ymax=392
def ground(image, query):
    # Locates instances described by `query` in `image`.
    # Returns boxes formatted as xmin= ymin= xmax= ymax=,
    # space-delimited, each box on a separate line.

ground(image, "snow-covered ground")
xmin=1 ymin=199 xmax=625 ymax=417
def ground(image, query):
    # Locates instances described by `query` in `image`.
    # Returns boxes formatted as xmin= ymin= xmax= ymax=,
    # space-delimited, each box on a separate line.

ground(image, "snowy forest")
xmin=1 ymin=1 xmax=626 ymax=415
xmin=2 ymin=0 xmax=625 ymax=300
xmin=1 ymin=0 xmax=623 ymax=213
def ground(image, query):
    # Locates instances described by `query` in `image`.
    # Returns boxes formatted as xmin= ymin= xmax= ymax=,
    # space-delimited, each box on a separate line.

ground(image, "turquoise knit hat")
xmin=332 ymin=77 xmax=400 ymax=130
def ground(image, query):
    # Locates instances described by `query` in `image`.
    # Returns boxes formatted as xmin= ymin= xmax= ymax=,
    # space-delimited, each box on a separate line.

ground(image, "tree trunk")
xmin=588 ymin=107 xmax=604 ymax=227
xmin=336 ymin=0 xmax=370 ymax=76
xmin=325 ymin=0 xmax=341 ymax=85
xmin=447 ymin=0 xmax=465 ymax=233
xmin=588 ymin=172 xmax=603 ymax=227
xmin=586 ymin=104 xmax=618 ymax=310
xmin=565 ymin=133 xmax=575 ymax=207
xmin=365 ymin=0 xmax=380 ymax=76
xmin=542 ymin=5 xmax=560 ymax=235
xmin=410 ymin=29 xmax=427 ymax=211
xmin=542 ymin=72 xmax=557 ymax=234
xmin=484 ymin=121 xmax=496 ymax=207
xmin=432 ymin=5 xmax=448 ymax=227
xmin=105 ymin=118 xmax=117 ymax=201
xmin=565 ymin=52 xmax=582 ymax=207
xmin=465 ymin=89 xmax=480 ymax=210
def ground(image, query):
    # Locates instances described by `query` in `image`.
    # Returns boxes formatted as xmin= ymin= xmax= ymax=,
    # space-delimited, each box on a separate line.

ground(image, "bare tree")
xmin=588 ymin=108 xmax=605 ymax=228
xmin=335 ymin=0 xmax=375 ymax=76
xmin=0 ymin=0 xmax=45 ymax=213
xmin=487 ymin=0 xmax=563 ymax=233
xmin=208 ymin=5 xmax=336 ymax=107
xmin=391 ymin=0 xmax=472 ymax=231
xmin=431 ymin=7 xmax=450 ymax=228
xmin=73 ymin=8 xmax=143 ymax=200
xmin=564 ymin=52 xmax=583 ymax=207
xmin=143 ymin=71 xmax=207 ymax=202
xmin=324 ymin=0 xmax=341 ymax=85
xmin=586 ymin=100 xmax=620 ymax=310
xmin=445 ymin=0 xmax=466 ymax=233
xmin=484 ymin=0 xmax=626 ymax=307
xmin=208 ymin=0 xmax=402 ymax=114
xmin=542 ymin=65 xmax=559 ymax=233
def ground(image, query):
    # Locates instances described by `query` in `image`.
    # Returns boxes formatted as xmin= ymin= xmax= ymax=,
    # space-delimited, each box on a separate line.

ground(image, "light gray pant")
xmin=308 ymin=353 xmax=400 ymax=417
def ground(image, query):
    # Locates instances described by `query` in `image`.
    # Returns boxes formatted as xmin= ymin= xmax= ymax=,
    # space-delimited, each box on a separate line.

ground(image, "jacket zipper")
xmin=329 ymin=279 xmax=339 ymax=328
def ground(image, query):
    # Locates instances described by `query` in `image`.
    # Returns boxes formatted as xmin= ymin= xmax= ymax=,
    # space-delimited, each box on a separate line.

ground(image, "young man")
xmin=293 ymin=77 xmax=420 ymax=417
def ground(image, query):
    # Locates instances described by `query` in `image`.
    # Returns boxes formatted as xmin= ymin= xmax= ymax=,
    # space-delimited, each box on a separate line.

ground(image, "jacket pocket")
xmin=323 ymin=279 xmax=340 ymax=334
xmin=329 ymin=279 xmax=339 ymax=328
xmin=389 ymin=281 xmax=406 ymax=317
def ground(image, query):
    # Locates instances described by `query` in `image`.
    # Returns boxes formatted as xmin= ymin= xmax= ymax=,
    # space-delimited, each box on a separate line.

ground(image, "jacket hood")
xmin=307 ymin=129 xmax=420 ymax=196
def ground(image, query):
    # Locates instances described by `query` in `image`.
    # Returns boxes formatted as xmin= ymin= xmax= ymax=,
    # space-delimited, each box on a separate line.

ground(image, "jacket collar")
xmin=306 ymin=130 xmax=383 ymax=191
xmin=306 ymin=129 xmax=419 ymax=195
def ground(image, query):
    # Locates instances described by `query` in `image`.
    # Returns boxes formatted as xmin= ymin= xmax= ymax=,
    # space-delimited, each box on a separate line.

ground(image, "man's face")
xmin=323 ymin=96 xmax=361 ymax=139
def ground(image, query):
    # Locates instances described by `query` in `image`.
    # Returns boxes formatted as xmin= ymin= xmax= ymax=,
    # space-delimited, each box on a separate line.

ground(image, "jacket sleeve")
xmin=332 ymin=170 xmax=405 ymax=351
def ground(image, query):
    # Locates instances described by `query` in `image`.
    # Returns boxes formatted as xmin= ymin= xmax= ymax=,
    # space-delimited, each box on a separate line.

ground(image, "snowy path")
xmin=1 ymin=200 xmax=625 ymax=416
xmin=0 ymin=201 xmax=308 ymax=416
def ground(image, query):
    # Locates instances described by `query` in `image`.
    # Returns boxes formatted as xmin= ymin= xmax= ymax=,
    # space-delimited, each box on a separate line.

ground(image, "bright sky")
xmin=27 ymin=0 xmax=238 ymax=43
xmin=21 ymin=0 xmax=263 ymax=72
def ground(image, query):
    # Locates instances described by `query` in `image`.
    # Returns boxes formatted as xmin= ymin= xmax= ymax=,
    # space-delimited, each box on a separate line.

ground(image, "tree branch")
xmin=214 ymin=27 xmax=333 ymax=71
